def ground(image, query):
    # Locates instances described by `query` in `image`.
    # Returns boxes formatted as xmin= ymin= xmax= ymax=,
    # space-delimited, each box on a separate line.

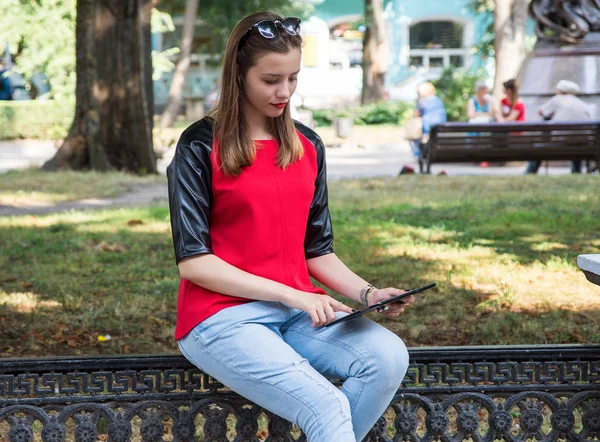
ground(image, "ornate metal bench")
xmin=1 ymin=344 xmax=599 ymax=441
xmin=420 ymin=121 xmax=600 ymax=174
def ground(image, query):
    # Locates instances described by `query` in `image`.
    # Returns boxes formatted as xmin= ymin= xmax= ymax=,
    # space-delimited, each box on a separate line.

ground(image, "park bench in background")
xmin=1 ymin=344 xmax=599 ymax=441
xmin=420 ymin=121 xmax=600 ymax=174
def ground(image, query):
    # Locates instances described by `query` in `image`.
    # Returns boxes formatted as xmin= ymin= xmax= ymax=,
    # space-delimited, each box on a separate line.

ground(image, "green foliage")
xmin=0 ymin=100 xmax=73 ymax=139
xmin=354 ymin=101 xmax=414 ymax=125
xmin=466 ymin=0 xmax=495 ymax=58
xmin=432 ymin=68 xmax=487 ymax=122
xmin=309 ymin=101 xmax=414 ymax=127
xmin=158 ymin=0 xmax=315 ymax=57
xmin=310 ymin=109 xmax=334 ymax=127
xmin=0 ymin=2 xmax=188 ymax=99
xmin=0 ymin=0 xmax=76 ymax=100
xmin=151 ymin=8 xmax=180 ymax=81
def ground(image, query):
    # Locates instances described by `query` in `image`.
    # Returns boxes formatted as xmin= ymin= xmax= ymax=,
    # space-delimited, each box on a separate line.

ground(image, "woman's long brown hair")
xmin=212 ymin=12 xmax=304 ymax=176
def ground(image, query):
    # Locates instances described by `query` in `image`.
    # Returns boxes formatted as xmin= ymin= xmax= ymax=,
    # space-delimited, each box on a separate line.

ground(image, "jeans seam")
xmin=178 ymin=339 xmax=204 ymax=372
xmin=283 ymin=325 xmax=371 ymax=411
xmin=183 ymin=334 xmax=325 ymax=441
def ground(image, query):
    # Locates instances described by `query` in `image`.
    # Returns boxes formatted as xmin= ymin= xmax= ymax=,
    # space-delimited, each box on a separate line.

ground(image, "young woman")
xmin=500 ymin=79 xmax=526 ymax=122
xmin=167 ymin=11 xmax=413 ymax=442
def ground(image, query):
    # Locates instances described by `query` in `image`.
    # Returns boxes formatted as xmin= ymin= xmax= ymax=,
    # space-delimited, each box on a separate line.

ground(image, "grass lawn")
xmin=1 ymin=172 xmax=599 ymax=357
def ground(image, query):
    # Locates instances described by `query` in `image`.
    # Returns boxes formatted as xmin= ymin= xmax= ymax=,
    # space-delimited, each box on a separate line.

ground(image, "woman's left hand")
xmin=368 ymin=287 xmax=415 ymax=317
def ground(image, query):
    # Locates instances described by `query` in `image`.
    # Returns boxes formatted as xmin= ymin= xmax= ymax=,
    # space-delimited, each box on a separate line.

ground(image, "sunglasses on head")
xmin=245 ymin=17 xmax=301 ymax=39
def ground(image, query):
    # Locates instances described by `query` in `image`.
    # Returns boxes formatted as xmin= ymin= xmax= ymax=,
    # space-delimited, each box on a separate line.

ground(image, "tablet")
xmin=323 ymin=282 xmax=436 ymax=327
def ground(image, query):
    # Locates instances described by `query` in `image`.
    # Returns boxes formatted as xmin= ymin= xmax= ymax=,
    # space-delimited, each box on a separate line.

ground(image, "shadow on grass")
xmin=1 ymin=202 xmax=599 ymax=358
xmin=1 ymin=215 xmax=180 ymax=357
xmin=342 ymin=200 xmax=598 ymax=266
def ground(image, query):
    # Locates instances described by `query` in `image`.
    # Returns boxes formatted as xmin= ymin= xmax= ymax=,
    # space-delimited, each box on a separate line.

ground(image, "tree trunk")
xmin=361 ymin=0 xmax=389 ymax=105
xmin=493 ymin=0 xmax=528 ymax=98
xmin=44 ymin=0 xmax=156 ymax=173
xmin=159 ymin=0 xmax=199 ymax=129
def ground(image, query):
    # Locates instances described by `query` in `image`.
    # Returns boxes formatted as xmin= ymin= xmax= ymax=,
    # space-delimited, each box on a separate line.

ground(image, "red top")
xmin=501 ymin=97 xmax=526 ymax=121
xmin=174 ymin=133 xmax=327 ymax=339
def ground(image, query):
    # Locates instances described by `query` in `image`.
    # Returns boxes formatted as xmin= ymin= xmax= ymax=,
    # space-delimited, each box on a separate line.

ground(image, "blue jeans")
xmin=525 ymin=160 xmax=582 ymax=174
xmin=409 ymin=139 xmax=422 ymax=158
xmin=178 ymin=300 xmax=409 ymax=442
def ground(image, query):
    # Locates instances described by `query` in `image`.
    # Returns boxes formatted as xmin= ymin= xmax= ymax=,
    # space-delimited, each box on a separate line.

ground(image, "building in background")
xmin=313 ymin=0 xmax=495 ymax=101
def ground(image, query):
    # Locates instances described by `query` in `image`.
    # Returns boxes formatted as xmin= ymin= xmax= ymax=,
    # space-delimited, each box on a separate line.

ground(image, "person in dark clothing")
xmin=0 ymin=64 xmax=13 ymax=100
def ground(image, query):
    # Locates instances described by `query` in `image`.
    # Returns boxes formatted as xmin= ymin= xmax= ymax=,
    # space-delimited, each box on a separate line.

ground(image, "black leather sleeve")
xmin=294 ymin=121 xmax=335 ymax=258
xmin=167 ymin=117 xmax=215 ymax=264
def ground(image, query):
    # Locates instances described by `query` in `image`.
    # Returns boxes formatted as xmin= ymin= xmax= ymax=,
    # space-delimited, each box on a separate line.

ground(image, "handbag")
xmin=404 ymin=116 xmax=423 ymax=140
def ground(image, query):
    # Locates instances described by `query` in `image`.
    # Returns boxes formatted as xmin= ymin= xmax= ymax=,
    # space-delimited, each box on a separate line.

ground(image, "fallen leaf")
xmin=151 ymin=316 xmax=170 ymax=326
xmin=96 ymin=242 xmax=126 ymax=253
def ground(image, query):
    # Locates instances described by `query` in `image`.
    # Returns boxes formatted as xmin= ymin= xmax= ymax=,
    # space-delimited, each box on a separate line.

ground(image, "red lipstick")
xmin=271 ymin=103 xmax=287 ymax=109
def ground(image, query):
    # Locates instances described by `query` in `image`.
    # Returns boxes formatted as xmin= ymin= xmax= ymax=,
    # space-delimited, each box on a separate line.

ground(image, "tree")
xmin=44 ymin=0 xmax=157 ymax=173
xmin=493 ymin=0 xmax=528 ymax=97
xmin=159 ymin=0 xmax=198 ymax=129
xmin=361 ymin=0 xmax=389 ymax=105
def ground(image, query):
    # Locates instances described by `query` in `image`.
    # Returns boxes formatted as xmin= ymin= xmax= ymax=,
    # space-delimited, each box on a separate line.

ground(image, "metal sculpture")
xmin=530 ymin=0 xmax=600 ymax=42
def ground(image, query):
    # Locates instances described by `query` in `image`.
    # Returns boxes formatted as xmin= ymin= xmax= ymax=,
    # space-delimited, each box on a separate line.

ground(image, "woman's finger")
xmin=333 ymin=299 xmax=354 ymax=314
xmin=315 ymin=307 xmax=328 ymax=325
xmin=310 ymin=311 xmax=321 ymax=327
xmin=324 ymin=304 xmax=336 ymax=322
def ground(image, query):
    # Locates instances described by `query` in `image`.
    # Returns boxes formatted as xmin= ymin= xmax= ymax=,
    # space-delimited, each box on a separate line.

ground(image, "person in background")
xmin=467 ymin=81 xmax=501 ymax=123
xmin=467 ymin=81 xmax=501 ymax=167
xmin=0 ymin=63 xmax=13 ymax=101
xmin=409 ymin=82 xmax=447 ymax=159
xmin=500 ymin=79 xmax=526 ymax=122
xmin=525 ymin=79 xmax=592 ymax=174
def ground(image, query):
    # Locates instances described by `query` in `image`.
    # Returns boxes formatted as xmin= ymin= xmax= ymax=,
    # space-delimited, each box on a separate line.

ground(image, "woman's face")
xmin=243 ymin=48 xmax=301 ymax=120
xmin=476 ymin=86 xmax=488 ymax=98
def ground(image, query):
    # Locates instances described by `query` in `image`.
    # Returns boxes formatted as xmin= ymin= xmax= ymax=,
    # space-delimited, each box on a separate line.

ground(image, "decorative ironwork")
xmin=1 ymin=345 xmax=599 ymax=441
xmin=530 ymin=0 xmax=600 ymax=43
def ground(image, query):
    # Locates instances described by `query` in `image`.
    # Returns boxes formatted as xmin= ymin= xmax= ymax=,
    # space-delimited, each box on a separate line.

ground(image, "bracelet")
xmin=360 ymin=284 xmax=376 ymax=306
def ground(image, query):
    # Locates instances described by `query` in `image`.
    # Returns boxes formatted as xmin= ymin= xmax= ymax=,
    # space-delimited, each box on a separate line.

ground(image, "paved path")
xmin=0 ymin=139 xmax=58 ymax=173
xmin=0 ymin=184 xmax=168 ymax=217
xmin=0 ymin=138 xmax=574 ymax=216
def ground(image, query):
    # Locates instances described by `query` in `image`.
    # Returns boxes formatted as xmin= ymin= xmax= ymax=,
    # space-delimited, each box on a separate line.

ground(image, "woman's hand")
xmin=285 ymin=292 xmax=354 ymax=327
xmin=368 ymin=287 xmax=415 ymax=317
